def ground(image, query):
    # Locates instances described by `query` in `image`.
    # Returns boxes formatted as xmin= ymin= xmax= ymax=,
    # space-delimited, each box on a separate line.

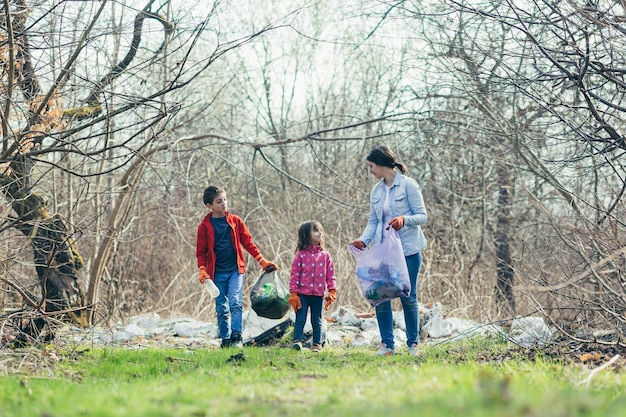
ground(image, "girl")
xmin=351 ymin=146 xmax=428 ymax=356
xmin=288 ymin=221 xmax=337 ymax=352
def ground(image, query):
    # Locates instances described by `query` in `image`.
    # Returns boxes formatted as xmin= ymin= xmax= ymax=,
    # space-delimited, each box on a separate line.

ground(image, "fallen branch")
xmin=576 ymin=354 xmax=620 ymax=387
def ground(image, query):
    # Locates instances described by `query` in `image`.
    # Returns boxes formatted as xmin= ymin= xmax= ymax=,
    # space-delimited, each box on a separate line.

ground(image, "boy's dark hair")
xmin=296 ymin=220 xmax=324 ymax=252
xmin=203 ymin=185 xmax=225 ymax=205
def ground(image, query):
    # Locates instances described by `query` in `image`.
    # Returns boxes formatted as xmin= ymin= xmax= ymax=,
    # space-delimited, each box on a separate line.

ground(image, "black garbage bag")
xmin=250 ymin=270 xmax=291 ymax=319
xmin=243 ymin=318 xmax=293 ymax=346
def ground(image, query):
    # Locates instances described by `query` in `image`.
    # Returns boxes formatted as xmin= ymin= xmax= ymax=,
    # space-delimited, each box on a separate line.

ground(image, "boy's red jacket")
xmin=196 ymin=211 xmax=263 ymax=278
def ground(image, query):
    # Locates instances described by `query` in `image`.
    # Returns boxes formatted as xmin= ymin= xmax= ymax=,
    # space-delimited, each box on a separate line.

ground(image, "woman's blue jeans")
xmin=375 ymin=252 xmax=422 ymax=349
xmin=293 ymin=294 xmax=324 ymax=345
xmin=213 ymin=270 xmax=244 ymax=342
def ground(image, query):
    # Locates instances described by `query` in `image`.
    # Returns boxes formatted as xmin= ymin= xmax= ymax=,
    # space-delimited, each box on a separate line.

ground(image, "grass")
xmin=1 ymin=337 xmax=625 ymax=417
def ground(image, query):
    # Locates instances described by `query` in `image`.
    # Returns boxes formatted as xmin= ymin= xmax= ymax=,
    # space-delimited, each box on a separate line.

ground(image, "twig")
xmin=576 ymin=354 xmax=620 ymax=387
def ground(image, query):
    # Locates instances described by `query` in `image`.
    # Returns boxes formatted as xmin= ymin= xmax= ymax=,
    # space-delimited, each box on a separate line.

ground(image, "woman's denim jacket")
xmin=358 ymin=173 xmax=427 ymax=256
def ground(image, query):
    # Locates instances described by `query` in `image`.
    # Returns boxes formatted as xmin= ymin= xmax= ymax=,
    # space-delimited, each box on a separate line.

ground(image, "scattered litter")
xmin=114 ymin=323 xmax=145 ymax=342
xmin=332 ymin=307 xmax=362 ymax=327
xmin=127 ymin=313 xmax=160 ymax=329
xmin=421 ymin=302 xmax=451 ymax=339
xmin=446 ymin=318 xmax=503 ymax=341
xmin=173 ymin=320 xmax=218 ymax=338
xmin=53 ymin=303 xmax=553 ymax=349
xmin=510 ymin=317 xmax=553 ymax=347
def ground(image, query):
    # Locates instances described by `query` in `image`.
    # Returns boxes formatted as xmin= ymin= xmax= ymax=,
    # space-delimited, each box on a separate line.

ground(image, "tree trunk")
xmin=494 ymin=162 xmax=515 ymax=315
xmin=1 ymin=157 xmax=88 ymax=343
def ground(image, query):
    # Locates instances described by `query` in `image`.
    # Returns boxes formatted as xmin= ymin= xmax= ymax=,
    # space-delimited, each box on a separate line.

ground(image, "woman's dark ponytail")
xmin=394 ymin=162 xmax=407 ymax=174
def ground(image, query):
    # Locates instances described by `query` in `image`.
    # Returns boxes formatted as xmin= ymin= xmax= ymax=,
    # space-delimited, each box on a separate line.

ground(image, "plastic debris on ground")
xmin=52 ymin=303 xmax=552 ymax=349
xmin=510 ymin=316 xmax=553 ymax=347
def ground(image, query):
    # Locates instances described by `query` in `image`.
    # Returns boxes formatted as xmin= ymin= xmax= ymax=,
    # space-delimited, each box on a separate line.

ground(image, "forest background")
xmin=1 ymin=0 xmax=624 ymax=348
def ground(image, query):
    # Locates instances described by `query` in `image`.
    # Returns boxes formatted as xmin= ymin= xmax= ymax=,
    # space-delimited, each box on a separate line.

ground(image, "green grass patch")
xmin=1 ymin=337 xmax=625 ymax=417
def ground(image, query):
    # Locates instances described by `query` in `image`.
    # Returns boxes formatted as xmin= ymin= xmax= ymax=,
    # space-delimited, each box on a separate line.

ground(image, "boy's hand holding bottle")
xmin=198 ymin=266 xmax=210 ymax=284
xmin=324 ymin=289 xmax=337 ymax=311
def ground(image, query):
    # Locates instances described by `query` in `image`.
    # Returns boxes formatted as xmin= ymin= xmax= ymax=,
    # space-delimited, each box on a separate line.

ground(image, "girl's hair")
xmin=296 ymin=220 xmax=324 ymax=251
xmin=203 ymin=185 xmax=225 ymax=205
xmin=366 ymin=145 xmax=408 ymax=173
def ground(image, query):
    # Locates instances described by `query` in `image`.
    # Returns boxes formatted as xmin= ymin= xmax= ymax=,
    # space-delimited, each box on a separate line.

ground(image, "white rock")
xmin=125 ymin=323 xmax=145 ymax=336
xmin=127 ymin=313 xmax=161 ymax=329
xmin=160 ymin=316 xmax=195 ymax=328
xmin=360 ymin=317 xmax=378 ymax=331
xmin=113 ymin=331 xmax=138 ymax=342
xmin=145 ymin=326 xmax=169 ymax=337
xmin=173 ymin=321 xmax=218 ymax=338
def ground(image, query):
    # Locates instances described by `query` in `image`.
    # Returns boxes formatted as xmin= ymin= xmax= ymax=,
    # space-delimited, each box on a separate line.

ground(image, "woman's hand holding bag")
xmin=351 ymin=240 xmax=366 ymax=249
xmin=387 ymin=216 xmax=404 ymax=231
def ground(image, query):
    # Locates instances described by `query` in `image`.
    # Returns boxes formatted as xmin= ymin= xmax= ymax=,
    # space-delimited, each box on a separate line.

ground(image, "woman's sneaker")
xmin=311 ymin=343 xmax=323 ymax=353
xmin=376 ymin=343 xmax=395 ymax=356
xmin=408 ymin=343 xmax=420 ymax=356
xmin=292 ymin=341 xmax=303 ymax=351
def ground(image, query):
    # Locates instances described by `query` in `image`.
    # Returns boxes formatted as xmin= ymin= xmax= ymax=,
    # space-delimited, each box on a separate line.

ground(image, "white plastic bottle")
xmin=204 ymin=279 xmax=220 ymax=298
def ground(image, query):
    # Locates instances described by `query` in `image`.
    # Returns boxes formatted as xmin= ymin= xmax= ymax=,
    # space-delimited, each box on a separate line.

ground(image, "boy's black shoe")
xmin=231 ymin=333 xmax=243 ymax=349
xmin=220 ymin=339 xmax=231 ymax=348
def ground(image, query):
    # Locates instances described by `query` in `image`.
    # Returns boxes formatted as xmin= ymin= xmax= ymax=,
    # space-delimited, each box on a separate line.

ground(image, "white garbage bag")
xmin=421 ymin=302 xmax=452 ymax=338
xmin=510 ymin=316 xmax=553 ymax=347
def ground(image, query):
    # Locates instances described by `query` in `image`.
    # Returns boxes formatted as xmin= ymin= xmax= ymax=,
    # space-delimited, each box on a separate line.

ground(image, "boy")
xmin=196 ymin=185 xmax=278 ymax=348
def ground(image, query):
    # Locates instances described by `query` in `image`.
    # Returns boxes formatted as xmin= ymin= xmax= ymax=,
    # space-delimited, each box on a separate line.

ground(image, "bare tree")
xmin=0 ymin=0 xmax=281 ymax=343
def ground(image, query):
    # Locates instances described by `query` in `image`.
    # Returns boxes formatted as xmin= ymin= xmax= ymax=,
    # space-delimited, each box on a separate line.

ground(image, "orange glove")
xmin=259 ymin=258 xmax=279 ymax=272
xmin=387 ymin=216 xmax=404 ymax=231
xmin=324 ymin=289 xmax=337 ymax=311
xmin=351 ymin=240 xmax=366 ymax=250
xmin=198 ymin=266 xmax=210 ymax=284
xmin=288 ymin=292 xmax=301 ymax=312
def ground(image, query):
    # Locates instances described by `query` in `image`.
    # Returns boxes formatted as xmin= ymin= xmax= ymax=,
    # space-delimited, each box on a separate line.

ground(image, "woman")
xmin=351 ymin=145 xmax=428 ymax=356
